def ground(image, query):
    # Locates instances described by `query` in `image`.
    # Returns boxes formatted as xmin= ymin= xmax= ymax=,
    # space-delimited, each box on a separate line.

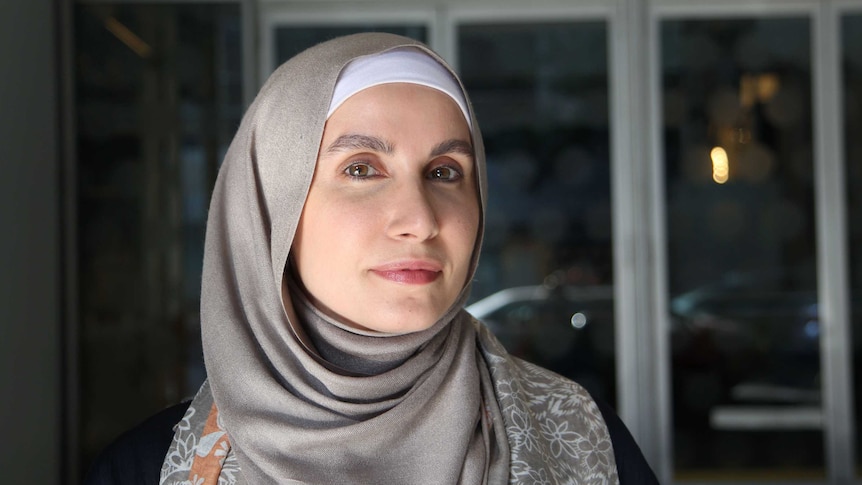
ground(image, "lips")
xmin=370 ymin=260 xmax=442 ymax=284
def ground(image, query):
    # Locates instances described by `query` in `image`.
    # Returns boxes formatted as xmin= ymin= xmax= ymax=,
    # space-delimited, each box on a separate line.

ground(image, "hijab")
xmin=160 ymin=32 xmax=620 ymax=485
xmin=193 ymin=32 xmax=497 ymax=484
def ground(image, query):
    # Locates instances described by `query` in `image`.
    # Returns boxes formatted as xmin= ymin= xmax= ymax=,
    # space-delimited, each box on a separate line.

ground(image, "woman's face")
xmin=292 ymin=83 xmax=480 ymax=333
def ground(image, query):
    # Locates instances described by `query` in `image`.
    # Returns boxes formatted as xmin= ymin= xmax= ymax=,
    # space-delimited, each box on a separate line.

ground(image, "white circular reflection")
xmin=571 ymin=312 xmax=587 ymax=329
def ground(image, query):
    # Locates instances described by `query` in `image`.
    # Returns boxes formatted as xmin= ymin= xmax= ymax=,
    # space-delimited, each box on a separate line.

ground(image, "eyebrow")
xmin=325 ymin=134 xmax=393 ymax=155
xmin=323 ymin=133 xmax=473 ymax=160
xmin=431 ymin=139 xmax=474 ymax=159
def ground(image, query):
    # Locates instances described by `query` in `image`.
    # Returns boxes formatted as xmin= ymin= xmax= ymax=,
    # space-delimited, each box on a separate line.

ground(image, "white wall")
xmin=0 ymin=0 xmax=61 ymax=482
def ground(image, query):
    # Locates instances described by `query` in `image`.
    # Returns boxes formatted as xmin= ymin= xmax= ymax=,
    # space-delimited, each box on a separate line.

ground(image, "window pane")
xmin=459 ymin=22 xmax=615 ymax=406
xmin=662 ymin=18 xmax=822 ymax=478
xmin=75 ymin=3 xmax=242 ymax=471
xmin=843 ymin=12 xmax=862 ymax=475
xmin=274 ymin=25 xmax=427 ymax=67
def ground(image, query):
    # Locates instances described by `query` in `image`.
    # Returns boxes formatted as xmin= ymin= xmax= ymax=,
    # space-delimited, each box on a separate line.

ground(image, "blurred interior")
xmin=4 ymin=1 xmax=862 ymax=483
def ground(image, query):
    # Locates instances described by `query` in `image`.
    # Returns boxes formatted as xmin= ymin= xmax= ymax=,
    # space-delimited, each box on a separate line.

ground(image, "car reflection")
xmin=468 ymin=275 xmax=853 ymax=433
xmin=665 ymin=274 xmax=839 ymax=469
xmin=669 ymin=279 xmax=826 ymax=432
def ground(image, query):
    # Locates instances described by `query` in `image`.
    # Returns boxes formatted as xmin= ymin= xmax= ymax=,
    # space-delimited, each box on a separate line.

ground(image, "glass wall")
xmin=458 ymin=21 xmax=616 ymax=405
xmin=74 ymin=2 xmax=241 ymax=470
xmin=661 ymin=17 xmax=822 ymax=478
xmin=67 ymin=1 xmax=862 ymax=483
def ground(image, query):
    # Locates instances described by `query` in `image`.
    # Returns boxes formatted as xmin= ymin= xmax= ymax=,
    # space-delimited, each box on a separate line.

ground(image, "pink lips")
xmin=370 ymin=260 xmax=442 ymax=285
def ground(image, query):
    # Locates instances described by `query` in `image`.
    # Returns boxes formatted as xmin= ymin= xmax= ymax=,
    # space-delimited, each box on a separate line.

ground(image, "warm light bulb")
xmin=711 ymin=146 xmax=729 ymax=184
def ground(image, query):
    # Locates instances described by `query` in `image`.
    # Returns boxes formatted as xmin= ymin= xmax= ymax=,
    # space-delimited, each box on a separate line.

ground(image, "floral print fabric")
xmin=160 ymin=382 xmax=240 ymax=485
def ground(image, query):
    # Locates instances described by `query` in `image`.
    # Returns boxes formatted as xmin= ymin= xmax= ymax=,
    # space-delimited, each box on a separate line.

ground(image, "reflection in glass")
xmin=458 ymin=22 xmax=615 ymax=405
xmin=843 ymin=13 xmax=862 ymax=474
xmin=75 ymin=3 xmax=241 ymax=472
xmin=662 ymin=18 xmax=822 ymax=477
xmin=274 ymin=25 xmax=427 ymax=67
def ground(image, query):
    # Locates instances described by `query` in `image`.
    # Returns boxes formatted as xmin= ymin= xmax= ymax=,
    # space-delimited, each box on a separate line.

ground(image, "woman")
xmin=88 ymin=33 xmax=658 ymax=484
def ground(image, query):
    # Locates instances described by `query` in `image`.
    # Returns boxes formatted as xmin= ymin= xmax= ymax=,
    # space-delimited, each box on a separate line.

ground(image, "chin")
xmin=356 ymin=307 xmax=446 ymax=334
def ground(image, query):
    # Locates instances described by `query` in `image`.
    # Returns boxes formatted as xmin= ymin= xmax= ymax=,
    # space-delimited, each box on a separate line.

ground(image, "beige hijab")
xmin=199 ymin=33 xmax=498 ymax=484
xmin=160 ymin=33 xmax=620 ymax=485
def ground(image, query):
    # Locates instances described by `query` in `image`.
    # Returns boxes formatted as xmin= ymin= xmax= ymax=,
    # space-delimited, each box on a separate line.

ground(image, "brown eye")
xmin=345 ymin=163 xmax=376 ymax=178
xmin=428 ymin=165 xmax=462 ymax=182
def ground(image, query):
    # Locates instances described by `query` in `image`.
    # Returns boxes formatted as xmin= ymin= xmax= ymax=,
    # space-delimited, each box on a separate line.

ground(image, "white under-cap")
xmin=327 ymin=47 xmax=472 ymax=128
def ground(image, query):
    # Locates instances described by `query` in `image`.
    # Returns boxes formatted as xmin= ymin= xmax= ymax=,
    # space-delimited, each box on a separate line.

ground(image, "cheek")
xmin=459 ymin=209 xmax=480 ymax=251
xmin=294 ymin=195 xmax=378 ymax=275
xmin=444 ymin=195 xmax=481 ymax=264
xmin=293 ymin=199 xmax=338 ymax=283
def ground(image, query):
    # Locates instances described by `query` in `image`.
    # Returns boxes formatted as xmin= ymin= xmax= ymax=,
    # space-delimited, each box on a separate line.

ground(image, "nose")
xmin=385 ymin=180 xmax=440 ymax=242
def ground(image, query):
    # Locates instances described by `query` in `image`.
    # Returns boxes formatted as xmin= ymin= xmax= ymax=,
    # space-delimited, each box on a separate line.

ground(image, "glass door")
xmin=658 ymin=11 xmax=824 ymax=480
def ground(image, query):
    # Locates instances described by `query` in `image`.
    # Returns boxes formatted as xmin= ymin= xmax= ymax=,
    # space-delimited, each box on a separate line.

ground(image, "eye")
xmin=427 ymin=165 xmax=462 ymax=182
xmin=344 ymin=162 xmax=378 ymax=178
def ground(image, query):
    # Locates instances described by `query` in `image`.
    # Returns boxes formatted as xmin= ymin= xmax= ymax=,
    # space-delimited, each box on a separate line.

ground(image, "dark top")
xmin=85 ymin=398 xmax=659 ymax=484
xmin=84 ymin=401 xmax=190 ymax=485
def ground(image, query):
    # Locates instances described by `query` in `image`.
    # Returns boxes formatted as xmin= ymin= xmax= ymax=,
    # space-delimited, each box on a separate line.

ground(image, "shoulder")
xmin=83 ymin=401 xmax=190 ymax=485
xmin=592 ymin=398 xmax=661 ymax=484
